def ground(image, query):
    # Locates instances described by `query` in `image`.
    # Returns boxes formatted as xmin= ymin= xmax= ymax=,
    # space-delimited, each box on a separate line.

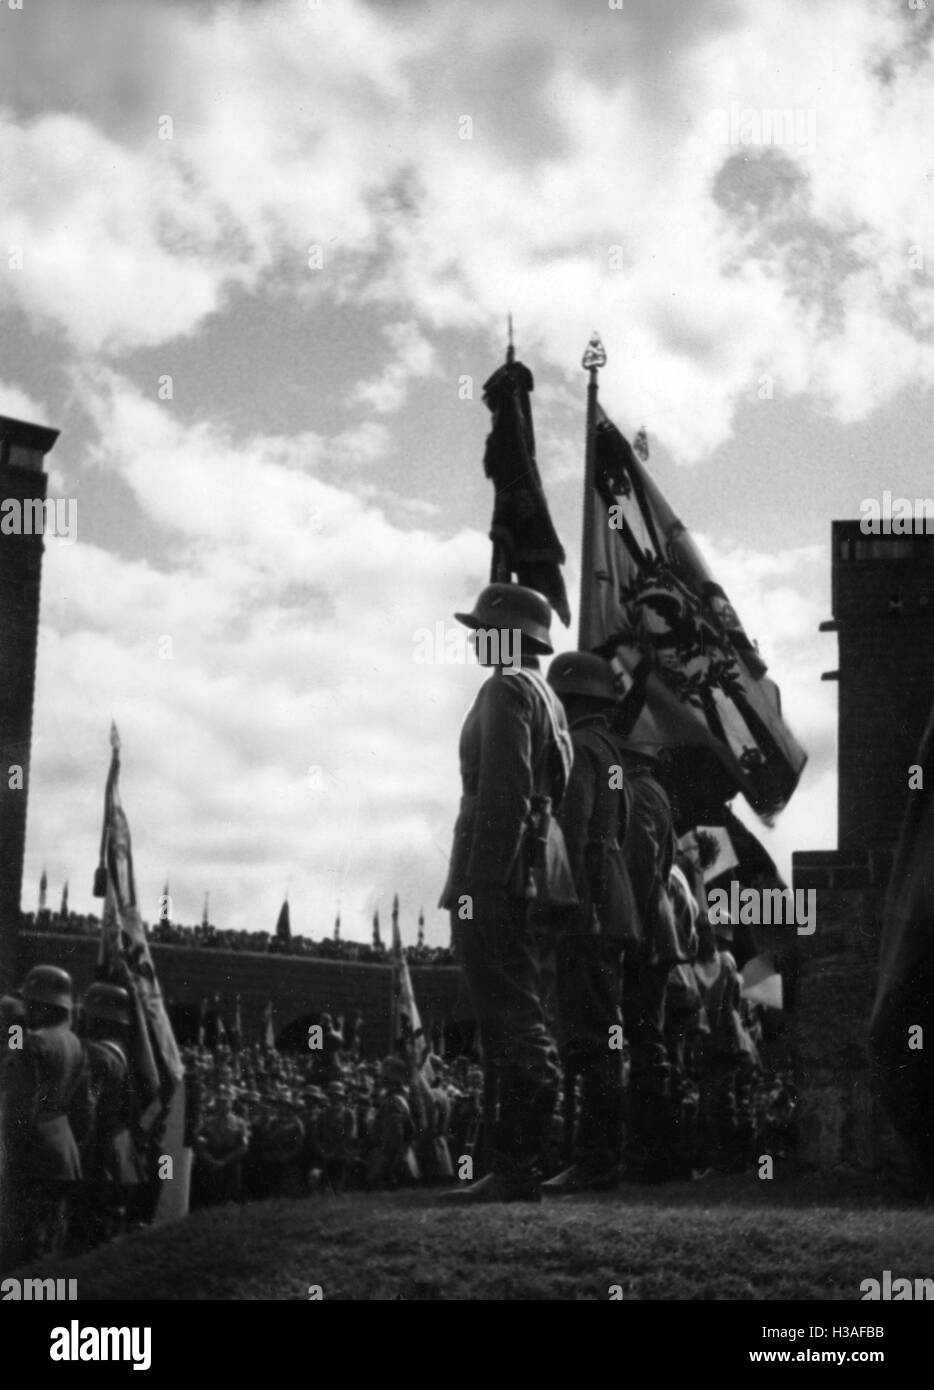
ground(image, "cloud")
xmin=347 ymin=321 xmax=438 ymax=415
xmin=0 ymin=378 xmax=51 ymax=425
xmin=0 ymin=0 xmax=928 ymax=459
xmin=27 ymin=372 xmax=491 ymax=938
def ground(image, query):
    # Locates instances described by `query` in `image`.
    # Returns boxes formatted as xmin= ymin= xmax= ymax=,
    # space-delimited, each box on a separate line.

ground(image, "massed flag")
xmin=483 ymin=355 xmax=571 ymax=626
xmin=96 ymin=722 xmax=184 ymax=1110
xmin=581 ymin=409 xmax=806 ymax=820
xmin=391 ymin=909 xmax=425 ymax=1061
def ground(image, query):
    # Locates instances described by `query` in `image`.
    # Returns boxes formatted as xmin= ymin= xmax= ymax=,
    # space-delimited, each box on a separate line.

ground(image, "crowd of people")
xmin=22 ymin=909 xmax=455 ymax=967
xmin=0 ymin=937 xmax=796 ymax=1273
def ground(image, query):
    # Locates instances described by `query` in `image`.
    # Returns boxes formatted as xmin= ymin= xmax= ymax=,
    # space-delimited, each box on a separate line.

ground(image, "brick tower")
xmin=0 ymin=415 xmax=60 ymax=994
xmin=793 ymin=520 xmax=934 ymax=1173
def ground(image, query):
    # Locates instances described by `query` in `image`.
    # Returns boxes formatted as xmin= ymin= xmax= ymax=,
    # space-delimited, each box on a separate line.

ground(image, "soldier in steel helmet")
xmin=439 ymin=583 xmax=577 ymax=1203
xmin=1 ymin=965 xmax=92 ymax=1267
xmin=72 ymin=982 xmax=146 ymax=1249
xmin=541 ymin=650 xmax=679 ymax=1192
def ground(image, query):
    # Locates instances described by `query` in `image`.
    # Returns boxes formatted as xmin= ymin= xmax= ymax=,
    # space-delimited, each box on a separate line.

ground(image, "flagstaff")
xmin=578 ymin=331 xmax=606 ymax=650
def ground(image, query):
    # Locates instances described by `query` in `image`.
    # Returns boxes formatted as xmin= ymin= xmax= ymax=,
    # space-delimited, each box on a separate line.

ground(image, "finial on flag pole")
xmin=578 ymin=331 xmax=607 ymax=648
xmin=581 ymin=331 xmax=607 ymax=372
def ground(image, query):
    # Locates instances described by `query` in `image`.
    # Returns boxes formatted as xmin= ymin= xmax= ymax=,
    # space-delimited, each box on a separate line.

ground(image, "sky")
xmin=2 ymin=0 xmax=933 ymax=944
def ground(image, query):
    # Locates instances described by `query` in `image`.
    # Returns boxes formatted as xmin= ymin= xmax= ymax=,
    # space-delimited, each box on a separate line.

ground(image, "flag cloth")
xmin=391 ymin=912 xmax=425 ymax=1060
xmin=870 ymin=700 xmax=934 ymax=1187
xmin=97 ymin=723 xmax=184 ymax=1106
xmin=232 ymin=994 xmax=243 ymax=1051
xmin=741 ymin=953 xmax=783 ymax=1009
xmin=95 ymin=722 xmax=186 ymax=1223
xmin=263 ymin=1000 xmax=276 ymax=1051
xmin=483 ymin=357 xmax=571 ymax=626
xmin=581 ymin=408 xmax=806 ymax=820
xmin=275 ymin=898 xmax=291 ymax=942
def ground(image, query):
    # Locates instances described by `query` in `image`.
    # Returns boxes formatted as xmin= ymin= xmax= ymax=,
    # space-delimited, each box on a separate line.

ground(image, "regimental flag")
xmin=391 ymin=896 xmax=425 ymax=1060
xmin=232 ymin=994 xmax=243 ymax=1052
xmin=483 ymin=354 xmax=571 ymax=626
xmin=96 ymin=728 xmax=184 ymax=1117
xmin=197 ymin=996 xmax=208 ymax=1049
xmin=581 ymin=409 xmax=807 ymax=820
xmin=263 ymin=999 xmax=276 ymax=1051
xmin=275 ymin=897 xmax=291 ymax=943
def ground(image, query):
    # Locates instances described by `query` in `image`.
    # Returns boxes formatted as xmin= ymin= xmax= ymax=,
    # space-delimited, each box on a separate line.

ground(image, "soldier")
xmin=538 ymin=652 xmax=636 ymax=1193
xmin=260 ymin=1090 xmax=305 ymax=1196
xmin=695 ymin=916 xmax=760 ymax=1173
xmin=439 ymin=583 xmax=576 ymax=1203
xmin=314 ymin=1080 xmax=356 ymax=1192
xmin=541 ymin=652 xmax=683 ymax=1189
xmin=368 ymin=1056 xmax=418 ymax=1189
xmin=195 ymin=1085 xmax=249 ymax=1205
xmin=73 ymin=983 xmax=146 ymax=1250
xmin=1 ymin=966 xmax=91 ymax=1268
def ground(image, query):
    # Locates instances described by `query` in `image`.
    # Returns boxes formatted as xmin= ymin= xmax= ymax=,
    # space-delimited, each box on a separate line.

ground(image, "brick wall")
xmin=832 ymin=522 xmax=934 ymax=853
xmin=0 ymin=419 xmax=57 ymax=993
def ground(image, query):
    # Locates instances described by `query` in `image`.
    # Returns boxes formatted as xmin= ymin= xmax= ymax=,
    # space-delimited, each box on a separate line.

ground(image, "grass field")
xmin=17 ymin=1170 xmax=934 ymax=1301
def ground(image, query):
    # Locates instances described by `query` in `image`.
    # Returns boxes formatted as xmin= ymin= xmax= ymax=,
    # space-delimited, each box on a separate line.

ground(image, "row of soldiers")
xmin=191 ymin=1054 xmax=455 ymax=1203
xmin=0 ymin=967 xmax=150 ymax=1270
xmin=438 ymin=583 xmax=774 ymax=1203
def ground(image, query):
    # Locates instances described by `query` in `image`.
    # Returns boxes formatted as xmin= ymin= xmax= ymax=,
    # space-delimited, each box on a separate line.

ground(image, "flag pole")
xmin=578 ymin=331 xmax=607 ymax=650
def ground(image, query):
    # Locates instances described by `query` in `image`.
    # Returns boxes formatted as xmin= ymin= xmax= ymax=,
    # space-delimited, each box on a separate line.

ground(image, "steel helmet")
xmin=454 ymin=583 xmax=553 ymax=655
xmin=21 ymin=964 xmax=73 ymax=1011
xmin=547 ymin=651 xmax=618 ymax=703
xmin=83 ymin=982 xmax=132 ymax=1026
xmin=380 ymin=1055 xmax=409 ymax=1084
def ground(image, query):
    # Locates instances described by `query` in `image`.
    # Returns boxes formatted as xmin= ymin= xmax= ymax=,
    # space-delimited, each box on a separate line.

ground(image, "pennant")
xmin=275 ymin=897 xmax=291 ymax=941
xmin=96 ymin=725 xmax=184 ymax=1107
xmin=483 ymin=355 xmax=571 ymax=626
xmin=581 ymin=408 xmax=806 ymax=820
xmin=391 ymin=908 xmax=425 ymax=1061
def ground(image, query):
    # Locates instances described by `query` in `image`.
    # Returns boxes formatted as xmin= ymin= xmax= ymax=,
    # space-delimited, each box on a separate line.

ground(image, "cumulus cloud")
xmin=347 ymin=321 xmax=438 ymax=415
xmin=28 ymin=372 xmax=489 ymax=937
xmin=0 ymin=0 xmax=928 ymax=456
xmin=11 ymin=0 xmax=925 ymax=936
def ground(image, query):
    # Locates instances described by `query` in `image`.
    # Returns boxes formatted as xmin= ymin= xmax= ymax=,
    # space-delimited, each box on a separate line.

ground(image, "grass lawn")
xmin=16 ymin=1169 xmax=934 ymax=1301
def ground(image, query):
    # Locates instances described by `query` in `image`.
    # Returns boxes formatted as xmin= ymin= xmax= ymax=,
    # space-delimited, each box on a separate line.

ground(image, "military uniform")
xmin=3 ymin=1012 xmax=91 ymax=1265
xmin=75 ymin=1036 xmax=145 ymax=1247
xmin=549 ymin=709 xmax=634 ymax=1181
xmin=440 ymin=612 xmax=576 ymax=1198
xmin=314 ymin=1086 xmax=356 ymax=1191
xmin=695 ymin=947 xmax=758 ymax=1172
